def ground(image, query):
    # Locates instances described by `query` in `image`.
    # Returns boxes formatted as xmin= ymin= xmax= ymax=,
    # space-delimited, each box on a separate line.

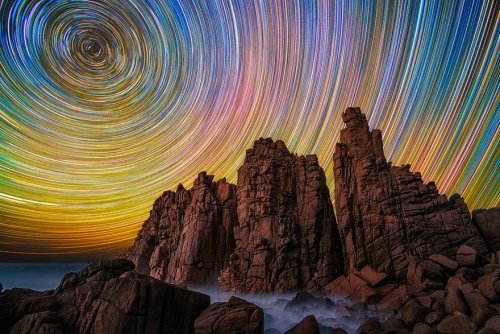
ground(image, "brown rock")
xmin=473 ymin=208 xmax=500 ymax=252
xmin=356 ymin=317 xmax=383 ymax=334
xmin=417 ymin=295 xmax=433 ymax=309
xmin=8 ymin=311 xmax=63 ymax=334
xmin=478 ymin=270 xmax=500 ymax=302
xmin=413 ymin=322 xmax=436 ymax=334
xmin=381 ymin=316 xmax=410 ymax=333
xmin=333 ymin=107 xmax=487 ymax=281
xmin=407 ymin=258 xmax=447 ymax=289
xmin=436 ymin=312 xmax=476 ymax=334
xmin=425 ymin=310 xmax=444 ymax=326
xmin=429 ymin=255 xmax=459 ymax=274
xmin=444 ymin=286 xmax=469 ymax=315
xmin=484 ymin=315 xmax=500 ymax=332
xmin=399 ymin=299 xmax=424 ymax=327
xmin=359 ymin=266 xmax=388 ymax=287
xmin=220 ymin=138 xmax=343 ymax=293
xmin=459 ymin=283 xmax=496 ymax=326
xmin=284 ymin=314 xmax=320 ymax=334
xmin=457 ymin=245 xmax=478 ymax=267
xmin=323 ymin=274 xmax=379 ymax=303
xmin=124 ymin=173 xmax=238 ymax=285
xmin=194 ymin=296 xmax=263 ymax=334
xmin=377 ymin=285 xmax=413 ymax=313
xmin=5 ymin=260 xmax=210 ymax=334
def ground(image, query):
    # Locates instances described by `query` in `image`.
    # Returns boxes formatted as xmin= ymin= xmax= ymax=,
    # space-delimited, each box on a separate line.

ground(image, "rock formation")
xmin=193 ymin=296 xmax=264 ymax=334
xmin=219 ymin=138 xmax=344 ymax=293
xmin=127 ymin=138 xmax=343 ymax=293
xmin=1 ymin=259 xmax=210 ymax=334
xmin=124 ymin=172 xmax=238 ymax=285
xmin=333 ymin=107 xmax=487 ymax=280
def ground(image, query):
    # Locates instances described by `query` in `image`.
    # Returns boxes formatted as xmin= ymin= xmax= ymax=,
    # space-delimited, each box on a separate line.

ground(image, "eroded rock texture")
xmin=1 ymin=259 xmax=210 ymax=334
xmin=124 ymin=172 xmax=237 ymax=285
xmin=219 ymin=138 xmax=343 ymax=293
xmin=333 ymin=107 xmax=487 ymax=280
xmin=473 ymin=208 xmax=500 ymax=253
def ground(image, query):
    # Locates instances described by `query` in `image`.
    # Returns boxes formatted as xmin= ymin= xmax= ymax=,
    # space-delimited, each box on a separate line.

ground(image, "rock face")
xmin=219 ymin=138 xmax=344 ymax=293
xmin=333 ymin=107 xmax=487 ymax=280
xmin=125 ymin=172 xmax=238 ymax=285
xmin=1 ymin=259 xmax=210 ymax=334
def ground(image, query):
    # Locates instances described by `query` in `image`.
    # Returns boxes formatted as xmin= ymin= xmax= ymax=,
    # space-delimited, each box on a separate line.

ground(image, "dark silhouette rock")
xmin=356 ymin=317 xmax=383 ymax=334
xmin=220 ymin=138 xmax=343 ymax=293
xmin=333 ymin=107 xmax=487 ymax=280
xmin=413 ymin=322 xmax=436 ymax=334
xmin=193 ymin=296 xmax=263 ymax=334
xmin=283 ymin=291 xmax=334 ymax=313
xmin=3 ymin=259 xmax=210 ymax=334
xmin=284 ymin=314 xmax=320 ymax=334
xmin=125 ymin=172 xmax=238 ymax=285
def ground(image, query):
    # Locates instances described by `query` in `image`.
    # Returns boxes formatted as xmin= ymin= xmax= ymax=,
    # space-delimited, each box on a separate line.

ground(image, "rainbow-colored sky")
xmin=0 ymin=0 xmax=498 ymax=260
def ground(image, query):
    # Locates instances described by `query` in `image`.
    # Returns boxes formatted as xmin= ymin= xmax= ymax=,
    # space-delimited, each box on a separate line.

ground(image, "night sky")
xmin=0 ymin=0 xmax=498 ymax=260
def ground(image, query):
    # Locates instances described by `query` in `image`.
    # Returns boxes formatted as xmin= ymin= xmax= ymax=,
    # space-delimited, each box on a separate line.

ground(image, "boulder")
xmin=381 ymin=316 xmax=410 ymax=333
xmin=359 ymin=266 xmax=388 ymax=287
xmin=459 ymin=283 xmax=496 ymax=326
xmin=4 ymin=260 xmax=210 ymax=334
xmin=284 ymin=291 xmax=334 ymax=313
xmin=407 ymin=259 xmax=447 ymax=289
xmin=473 ymin=208 xmax=500 ymax=252
xmin=477 ymin=270 xmax=500 ymax=302
xmin=456 ymin=245 xmax=478 ymax=267
xmin=436 ymin=312 xmax=476 ymax=334
xmin=484 ymin=315 xmax=500 ymax=332
xmin=377 ymin=285 xmax=413 ymax=313
xmin=444 ymin=286 xmax=469 ymax=315
xmin=356 ymin=317 xmax=383 ymax=334
xmin=8 ymin=311 xmax=63 ymax=334
xmin=429 ymin=255 xmax=459 ymax=274
xmin=284 ymin=314 xmax=320 ymax=334
xmin=413 ymin=322 xmax=436 ymax=334
xmin=193 ymin=296 xmax=263 ymax=334
xmin=323 ymin=274 xmax=380 ymax=304
xmin=398 ymin=299 xmax=424 ymax=327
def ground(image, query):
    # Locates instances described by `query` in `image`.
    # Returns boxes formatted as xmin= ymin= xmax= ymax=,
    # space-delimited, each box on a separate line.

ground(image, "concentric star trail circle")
xmin=0 ymin=0 xmax=498 ymax=259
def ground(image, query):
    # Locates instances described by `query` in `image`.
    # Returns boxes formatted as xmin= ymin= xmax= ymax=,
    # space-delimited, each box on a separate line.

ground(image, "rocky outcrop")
xmin=1 ymin=259 xmax=210 ymax=334
xmin=219 ymin=138 xmax=344 ymax=293
xmin=193 ymin=296 xmax=263 ymax=334
xmin=333 ymin=107 xmax=487 ymax=280
xmin=124 ymin=172 xmax=238 ymax=285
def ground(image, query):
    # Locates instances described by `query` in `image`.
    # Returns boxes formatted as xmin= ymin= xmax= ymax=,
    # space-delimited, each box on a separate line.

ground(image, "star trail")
xmin=0 ymin=0 xmax=498 ymax=259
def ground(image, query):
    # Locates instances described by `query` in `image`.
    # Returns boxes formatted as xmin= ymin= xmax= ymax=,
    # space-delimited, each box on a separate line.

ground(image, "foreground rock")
xmin=194 ymin=296 xmax=263 ymax=334
xmin=1 ymin=259 xmax=210 ymax=334
xmin=333 ymin=107 xmax=487 ymax=280
xmin=284 ymin=314 xmax=320 ymax=334
xmin=220 ymin=138 xmax=344 ymax=293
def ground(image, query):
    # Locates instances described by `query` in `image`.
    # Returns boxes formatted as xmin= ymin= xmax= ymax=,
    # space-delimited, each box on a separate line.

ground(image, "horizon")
xmin=1 ymin=0 xmax=499 ymax=261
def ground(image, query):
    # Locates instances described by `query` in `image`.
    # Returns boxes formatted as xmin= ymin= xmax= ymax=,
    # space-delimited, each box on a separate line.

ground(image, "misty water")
xmin=0 ymin=263 xmax=365 ymax=333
